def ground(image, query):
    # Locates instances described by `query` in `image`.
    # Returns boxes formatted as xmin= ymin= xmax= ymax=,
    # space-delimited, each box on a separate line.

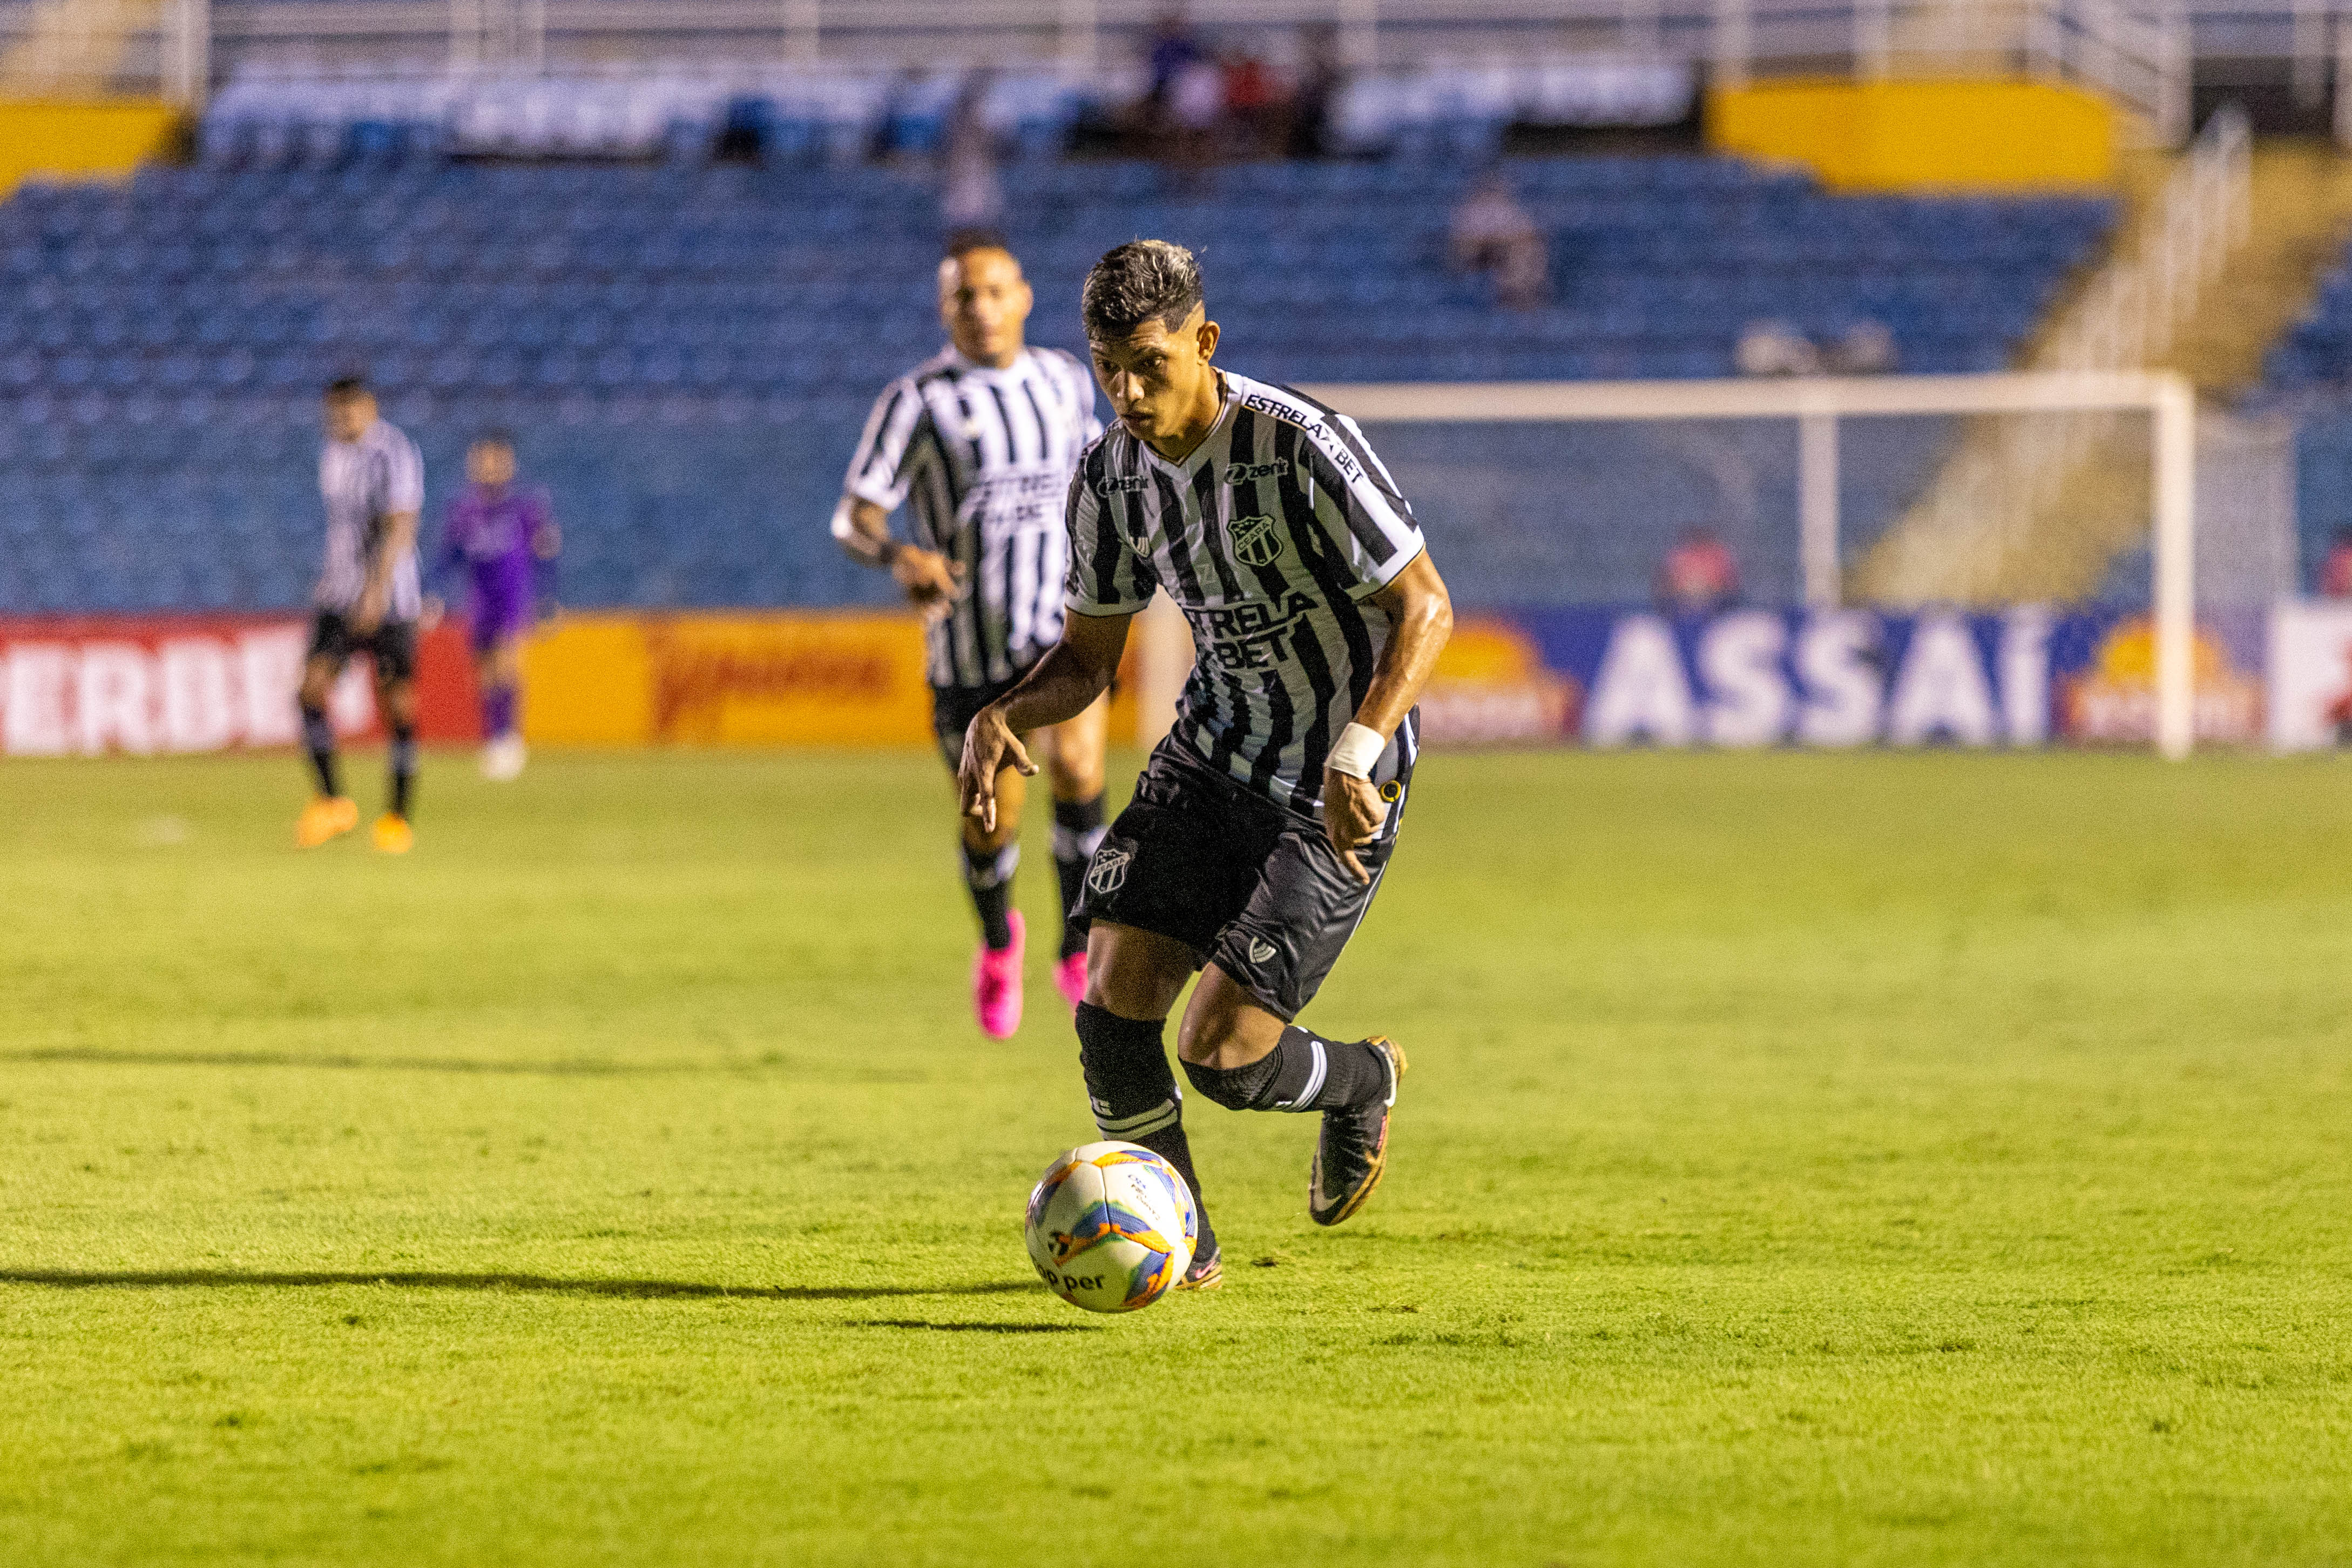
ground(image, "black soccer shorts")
xmin=306 ymin=611 xmax=418 ymax=684
xmin=929 ymin=674 xmax=1026 ymax=772
xmin=1076 ymin=738 xmax=1413 ymax=1022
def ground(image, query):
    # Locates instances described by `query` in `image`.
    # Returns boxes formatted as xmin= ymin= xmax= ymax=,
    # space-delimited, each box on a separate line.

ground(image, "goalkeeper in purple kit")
xmin=429 ymin=430 xmax=559 ymax=781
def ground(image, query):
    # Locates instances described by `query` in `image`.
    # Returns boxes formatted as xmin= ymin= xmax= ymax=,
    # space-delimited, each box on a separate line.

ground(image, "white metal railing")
xmin=0 ymin=0 xmax=2240 ymax=127
xmin=1872 ymin=101 xmax=2250 ymax=603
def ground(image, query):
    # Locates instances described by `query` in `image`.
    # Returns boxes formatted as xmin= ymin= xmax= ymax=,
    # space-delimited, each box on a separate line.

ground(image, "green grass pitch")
xmin=3 ymin=746 xmax=2350 ymax=1565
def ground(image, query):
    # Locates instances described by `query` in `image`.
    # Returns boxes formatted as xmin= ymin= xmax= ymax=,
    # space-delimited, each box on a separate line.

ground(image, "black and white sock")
xmin=963 ymin=840 xmax=1019 ymax=951
xmin=299 ymin=702 xmax=340 ymax=797
xmin=1182 ymin=1025 xmax=1390 ymax=1113
xmin=1074 ymin=1002 xmax=1217 ymax=1261
xmin=1050 ymin=794 xmax=1107 ymax=962
xmin=388 ymin=722 xmax=417 ymax=819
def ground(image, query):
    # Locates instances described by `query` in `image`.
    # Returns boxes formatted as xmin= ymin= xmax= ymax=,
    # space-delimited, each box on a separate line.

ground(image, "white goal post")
xmin=1127 ymin=371 xmax=2198 ymax=760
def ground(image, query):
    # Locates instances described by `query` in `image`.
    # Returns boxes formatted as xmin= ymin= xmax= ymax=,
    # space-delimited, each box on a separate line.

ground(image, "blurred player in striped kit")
xmin=834 ymin=233 xmax=1109 ymax=1039
xmin=429 ymin=430 xmax=560 ymax=782
xmin=295 ymin=376 xmax=426 ymax=854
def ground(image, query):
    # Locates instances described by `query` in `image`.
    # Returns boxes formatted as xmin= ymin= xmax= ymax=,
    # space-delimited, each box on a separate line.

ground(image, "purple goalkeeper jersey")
xmin=434 ymin=483 xmax=556 ymax=624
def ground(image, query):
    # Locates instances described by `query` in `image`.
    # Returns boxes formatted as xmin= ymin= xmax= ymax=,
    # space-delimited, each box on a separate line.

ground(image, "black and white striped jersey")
xmin=1065 ymin=371 xmax=1428 ymax=814
xmin=846 ymin=346 xmax=1103 ymax=691
xmin=315 ymin=417 xmax=426 ymax=620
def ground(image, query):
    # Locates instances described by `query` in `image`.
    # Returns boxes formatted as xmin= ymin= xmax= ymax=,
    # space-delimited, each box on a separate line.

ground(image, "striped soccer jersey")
xmin=1065 ymin=371 xmax=1428 ymax=814
xmin=846 ymin=346 xmax=1103 ymax=691
xmin=315 ymin=417 xmax=427 ymax=620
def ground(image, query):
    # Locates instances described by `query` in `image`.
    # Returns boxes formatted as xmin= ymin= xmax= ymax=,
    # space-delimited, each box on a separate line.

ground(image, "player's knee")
xmin=1048 ymin=755 xmax=1105 ymax=802
xmin=961 ymin=815 xmax=1017 ymax=855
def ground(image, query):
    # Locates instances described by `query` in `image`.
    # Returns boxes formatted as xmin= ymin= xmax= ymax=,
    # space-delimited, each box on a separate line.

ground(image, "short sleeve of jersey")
xmin=1300 ymin=410 xmax=1425 ymax=600
xmin=1063 ymin=456 xmax=1159 ymax=617
xmin=1052 ymin=350 xmax=1106 ymax=445
xmin=844 ymin=377 xmax=931 ymax=511
xmin=381 ymin=427 xmax=425 ymax=516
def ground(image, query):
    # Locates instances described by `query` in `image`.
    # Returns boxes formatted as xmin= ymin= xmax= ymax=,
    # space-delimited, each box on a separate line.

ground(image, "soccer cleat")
xmin=1308 ymin=1035 xmax=1407 ymax=1227
xmin=1053 ymin=951 xmax=1087 ymax=1011
xmin=370 ymin=813 xmax=415 ymax=855
xmin=479 ymin=733 xmax=526 ymax=782
xmin=295 ymin=795 xmax=360 ymax=849
xmin=973 ymin=909 xmax=1025 ymax=1039
xmin=1175 ymin=1247 xmax=1223 ymax=1292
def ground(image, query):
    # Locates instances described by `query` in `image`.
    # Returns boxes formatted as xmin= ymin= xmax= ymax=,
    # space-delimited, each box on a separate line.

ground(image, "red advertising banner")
xmin=0 ymin=614 xmax=478 ymax=756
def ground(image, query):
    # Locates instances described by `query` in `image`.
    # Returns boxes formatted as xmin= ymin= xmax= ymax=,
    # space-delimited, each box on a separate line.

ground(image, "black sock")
xmin=963 ymin=840 xmax=1019 ymax=950
xmin=389 ymin=722 xmax=416 ymax=819
xmin=299 ymin=702 xmax=339 ymax=797
xmin=1050 ymin=794 xmax=1107 ymax=962
xmin=1183 ymin=1025 xmax=1390 ymax=1112
xmin=1074 ymin=1002 xmax=1218 ymax=1261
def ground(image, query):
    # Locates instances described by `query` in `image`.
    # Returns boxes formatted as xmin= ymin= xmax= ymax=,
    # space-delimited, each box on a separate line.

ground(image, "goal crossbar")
xmin=1295 ymin=371 xmax=2200 ymax=760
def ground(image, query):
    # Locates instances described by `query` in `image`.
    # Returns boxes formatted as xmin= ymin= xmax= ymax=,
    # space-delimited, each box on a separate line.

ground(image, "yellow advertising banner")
xmin=520 ymin=610 xmax=1147 ymax=748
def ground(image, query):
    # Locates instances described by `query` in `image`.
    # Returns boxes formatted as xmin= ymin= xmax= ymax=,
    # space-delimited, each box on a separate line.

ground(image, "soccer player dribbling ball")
xmin=835 ymin=233 xmax=1113 ymax=1039
xmin=295 ymin=376 xmax=427 ymax=855
xmin=429 ymin=430 xmax=560 ymax=782
xmin=959 ymin=241 xmax=1455 ymax=1289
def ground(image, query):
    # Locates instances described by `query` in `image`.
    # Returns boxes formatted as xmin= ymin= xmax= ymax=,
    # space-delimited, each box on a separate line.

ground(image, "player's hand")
xmin=892 ymin=548 xmax=965 ymax=625
xmin=1321 ymin=769 xmax=1389 ymax=886
xmin=958 ymin=705 xmax=1037 ymax=834
xmin=420 ymin=596 xmax=445 ymax=632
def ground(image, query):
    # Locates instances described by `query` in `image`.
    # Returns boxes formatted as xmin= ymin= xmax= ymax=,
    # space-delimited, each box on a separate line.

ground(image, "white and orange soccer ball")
xmin=1024 ymin=1141 xmax=1197 ymax=1313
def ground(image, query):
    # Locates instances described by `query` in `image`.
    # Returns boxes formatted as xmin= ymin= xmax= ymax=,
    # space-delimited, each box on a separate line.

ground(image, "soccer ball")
xmin=1024 ymin=1141 xmax=1196 ymax=1313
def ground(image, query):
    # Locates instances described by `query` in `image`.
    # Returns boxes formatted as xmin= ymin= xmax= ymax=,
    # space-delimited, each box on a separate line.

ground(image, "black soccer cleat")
xmin=1176 ymin=1246 xmax=1224 ymax=1292
xmin=1308 ymin=1035 xmax=1406 ymax=1227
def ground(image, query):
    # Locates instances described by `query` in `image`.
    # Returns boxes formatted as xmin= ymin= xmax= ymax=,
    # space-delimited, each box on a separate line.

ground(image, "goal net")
xmin=1128 ymin=372 xmax=2255 ymax=759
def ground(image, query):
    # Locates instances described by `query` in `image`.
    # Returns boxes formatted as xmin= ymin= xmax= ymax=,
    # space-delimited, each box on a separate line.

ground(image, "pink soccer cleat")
xmin=974 ymin=910 xmax=1026 ymax=1039
xmin=1054 ymin=951 xmax=1087 ymax=1011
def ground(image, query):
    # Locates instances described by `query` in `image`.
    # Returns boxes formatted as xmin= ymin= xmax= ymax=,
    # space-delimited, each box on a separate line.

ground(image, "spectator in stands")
xmin=1827 ymin=320 xmax=1898 ymax=375
xmin=1147 ymin=8 xmax=1206 ymax=106
xmin=1222 ymin=47 xmax=1288 ymax=157
xmin=1449 ymin=173 xmax=1548 ymax=308
xmin=1287 ymin=24 xmax=1343 ymax=157
xmin=942 ymin=73 xmax=1003 ymax=233
xmin=1163 ymin=52 xmax=1227 ymax=185
xmin=1736 ymin=320 xmax=1821 ymax=376
xmin=2321 ymin=528 xmax=2352 ymax=597
xmin=1658 ymin=526 xmax=1740 ymax=614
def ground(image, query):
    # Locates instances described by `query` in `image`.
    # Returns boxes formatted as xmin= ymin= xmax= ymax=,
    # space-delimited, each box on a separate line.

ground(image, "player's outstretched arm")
xmin=830 ymin=495 xmax=963 ymax=624
xmin=1325 ymin=551 xmax=1454 ymax=883
xmin=958 ymin=610 xmax=1134 ymax=832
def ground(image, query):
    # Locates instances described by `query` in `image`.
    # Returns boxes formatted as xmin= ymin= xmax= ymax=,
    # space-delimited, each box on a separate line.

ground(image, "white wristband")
xmin=1326 ymin=722 xmax=1386 ymax=781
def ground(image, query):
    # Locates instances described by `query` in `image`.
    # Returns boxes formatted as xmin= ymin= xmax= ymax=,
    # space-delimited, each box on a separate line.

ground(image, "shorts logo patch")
xmin=1086 ymin=844 xmax=1133 ymax=897
xmin=1247 ymin=938 xmax=1278 ymax=965
xmin=1229 ymin=513 xmax=1285 ymax=567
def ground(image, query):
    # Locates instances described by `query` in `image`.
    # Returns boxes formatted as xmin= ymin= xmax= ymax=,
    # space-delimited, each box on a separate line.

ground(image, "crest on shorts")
xmin=1228 ymin=512 xmax=1285 ymax=567
xmin=1086 ymin=843 xmax=1132 ymax=897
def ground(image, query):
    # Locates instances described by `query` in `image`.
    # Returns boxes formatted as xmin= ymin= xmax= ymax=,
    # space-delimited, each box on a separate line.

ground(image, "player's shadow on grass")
xmin=844 ymin=1319 xmax=1098 ymax=1334
xmin=0 ymin=1269 xmax=1039 ymax=1303
xmin=0 ymin=1048 xmax=741 ymax=1077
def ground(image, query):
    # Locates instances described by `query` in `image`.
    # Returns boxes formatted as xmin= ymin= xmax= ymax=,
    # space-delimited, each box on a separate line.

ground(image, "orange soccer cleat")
xmin=295 ymin=795 xmax=360 ymax=849
xmin=370 ymin=813 xmax=415 ymax=855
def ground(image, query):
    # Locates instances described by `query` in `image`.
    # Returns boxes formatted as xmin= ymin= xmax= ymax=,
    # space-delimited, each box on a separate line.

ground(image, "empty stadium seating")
xmin=0 ymin=150 xmax=2113 ymax=614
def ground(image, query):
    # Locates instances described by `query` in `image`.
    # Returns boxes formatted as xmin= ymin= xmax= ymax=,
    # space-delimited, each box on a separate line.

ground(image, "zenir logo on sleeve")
xmin=1228 ymin=513 xmax=1285 ymax=567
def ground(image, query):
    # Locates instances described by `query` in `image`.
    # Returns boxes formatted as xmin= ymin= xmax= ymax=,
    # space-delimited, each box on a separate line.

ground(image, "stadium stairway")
xmin=1855 ymin=137 xmax=2352 ymax=605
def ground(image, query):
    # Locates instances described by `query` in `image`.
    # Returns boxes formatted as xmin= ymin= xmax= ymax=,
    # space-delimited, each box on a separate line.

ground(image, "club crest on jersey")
xmin=1228 ymin=513 xmax=1285 ymax=567
xmin=1225 ymin=459 xmax=1290 ymax=485
xmin=1086 ymin=844 xmax=1133 ymax=896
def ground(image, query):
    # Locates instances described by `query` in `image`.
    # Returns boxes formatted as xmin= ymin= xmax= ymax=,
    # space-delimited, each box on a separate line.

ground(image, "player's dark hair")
xmin=1081 ymin=240 xmax=1203 ymax=341
xmin=323 ymin=375 xmax=369 ymax=400
xmin=944 ymin=227 xmax=1011 ymax=261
